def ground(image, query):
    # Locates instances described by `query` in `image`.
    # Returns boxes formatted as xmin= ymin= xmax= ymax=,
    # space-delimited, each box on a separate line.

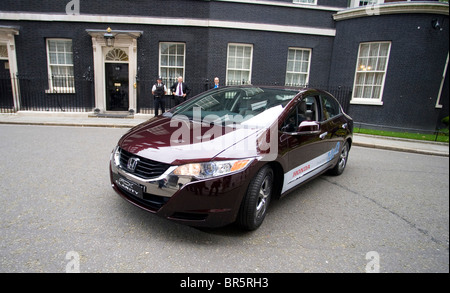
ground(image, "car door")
xmin=279 ymin=93 xmax=329 ymax=194
xmin=319 ymin=93 xmax=347 ymax=167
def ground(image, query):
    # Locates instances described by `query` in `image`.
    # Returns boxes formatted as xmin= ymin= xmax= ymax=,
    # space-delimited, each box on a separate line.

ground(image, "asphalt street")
xmin=0 ymin=124 xmax=448 ymax=273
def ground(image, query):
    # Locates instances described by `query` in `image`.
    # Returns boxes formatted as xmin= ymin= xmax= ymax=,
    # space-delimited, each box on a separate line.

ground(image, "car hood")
xmin=118 ymin=115 xmax=268 ymax=165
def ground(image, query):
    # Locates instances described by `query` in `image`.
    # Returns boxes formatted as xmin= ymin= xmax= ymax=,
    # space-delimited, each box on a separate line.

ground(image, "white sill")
xmin=45 ymin=88 xmax=76 ymax=94
xmin=350 ymin=99 xmax=383 ymax=106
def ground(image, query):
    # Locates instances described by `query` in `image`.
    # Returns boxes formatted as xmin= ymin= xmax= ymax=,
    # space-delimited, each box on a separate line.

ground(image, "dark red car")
xmin=110 ymin=86 xmax=353 ymax=230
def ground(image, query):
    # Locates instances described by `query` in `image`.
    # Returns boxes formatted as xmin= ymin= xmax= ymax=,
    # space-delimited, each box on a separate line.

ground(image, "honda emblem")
xmin=127 ymin=157 xmax=140 ymax=172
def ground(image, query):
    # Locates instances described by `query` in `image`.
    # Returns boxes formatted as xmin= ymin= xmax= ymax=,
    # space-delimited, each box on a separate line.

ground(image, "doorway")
xmin=105 ymin=63 xmax=129 ymax=111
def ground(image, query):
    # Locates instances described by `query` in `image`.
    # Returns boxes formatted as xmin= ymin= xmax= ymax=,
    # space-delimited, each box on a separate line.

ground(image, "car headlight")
xmin=112 ymin=145 xmax=121 ymax=166
xmin=171 ymin=159 xmax=254 ymax=179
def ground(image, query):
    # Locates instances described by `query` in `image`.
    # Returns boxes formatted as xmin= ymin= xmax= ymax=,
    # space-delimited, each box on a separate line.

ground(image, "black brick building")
xmin=0 ymin=0 xmax=448 ymax=131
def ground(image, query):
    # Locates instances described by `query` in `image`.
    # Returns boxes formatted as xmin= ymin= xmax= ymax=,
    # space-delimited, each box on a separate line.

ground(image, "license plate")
xmin=115 ymin=175 xmax=144 ymax=199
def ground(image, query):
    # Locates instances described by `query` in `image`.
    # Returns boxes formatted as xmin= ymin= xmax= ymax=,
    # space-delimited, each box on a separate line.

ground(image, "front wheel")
xmin=237 ymin=165 xmax=274 ymax=231
xmin=328 ymin=141 xmax=349 ymax=176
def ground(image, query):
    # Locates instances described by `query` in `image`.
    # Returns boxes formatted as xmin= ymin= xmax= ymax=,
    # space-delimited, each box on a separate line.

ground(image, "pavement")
xmin=0 ymin=112 xmax=448 ymax=157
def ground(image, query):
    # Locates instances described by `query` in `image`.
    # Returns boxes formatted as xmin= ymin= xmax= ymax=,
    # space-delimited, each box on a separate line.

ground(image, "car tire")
xmin=328 ymin=141 xmax=349 ymax=176
xmin=237 ymin=165 xmax=274 ymax=231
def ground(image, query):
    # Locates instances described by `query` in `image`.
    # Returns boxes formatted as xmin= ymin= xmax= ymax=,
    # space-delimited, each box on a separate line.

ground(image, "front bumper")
xmin=110 ymin=154 xmax=258 ymax=228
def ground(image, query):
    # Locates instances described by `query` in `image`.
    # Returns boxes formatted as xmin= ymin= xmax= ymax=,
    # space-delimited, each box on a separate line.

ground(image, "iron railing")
xmin=1 ymin=74 xmax=353 ymax=115
xmin=0 ymin=75 xmax=94 ymax=113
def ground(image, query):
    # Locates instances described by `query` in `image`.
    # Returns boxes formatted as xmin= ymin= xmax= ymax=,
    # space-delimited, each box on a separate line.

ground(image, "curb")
xmin=0 ymin=120 xmax=137 ymax=128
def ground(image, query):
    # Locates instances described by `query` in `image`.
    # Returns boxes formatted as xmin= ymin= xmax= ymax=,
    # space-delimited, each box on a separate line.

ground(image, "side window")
xmin=281 ymin=95 xmax=319 ymax=132
xmin=320 ymin=94 xmax=341 ymax=121
xmin=281 ymin=107 xmax=298 ymax=133
xmin=303 ymin=96 xmax=319 ymax=122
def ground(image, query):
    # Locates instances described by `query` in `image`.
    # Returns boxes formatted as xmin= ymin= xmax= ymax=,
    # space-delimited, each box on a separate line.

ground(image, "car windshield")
xmin=165 ymin=87 xmax=299 ymax=127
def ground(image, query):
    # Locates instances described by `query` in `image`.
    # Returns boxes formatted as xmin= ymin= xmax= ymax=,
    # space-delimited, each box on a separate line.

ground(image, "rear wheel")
xmin=328 ymin=141 xmax=349 ymax=176
xmin=237 ymin=165 xmax=274 ymax=231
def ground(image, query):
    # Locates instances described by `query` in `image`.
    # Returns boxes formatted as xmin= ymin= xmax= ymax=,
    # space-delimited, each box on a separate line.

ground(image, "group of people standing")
xmin=151 ymin=76 xmax=220 ymax=116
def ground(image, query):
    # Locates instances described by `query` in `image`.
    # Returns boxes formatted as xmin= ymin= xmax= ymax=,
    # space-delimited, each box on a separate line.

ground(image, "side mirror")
xmin=296 ymin=121 xmax=320 ymax=135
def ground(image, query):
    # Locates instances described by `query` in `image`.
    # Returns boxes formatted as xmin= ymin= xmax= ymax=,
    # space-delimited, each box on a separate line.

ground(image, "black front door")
xmin=0 ymin=60 xmax=14 ymax=109
xmin=105 ymin=63 xmax=129 ymax=111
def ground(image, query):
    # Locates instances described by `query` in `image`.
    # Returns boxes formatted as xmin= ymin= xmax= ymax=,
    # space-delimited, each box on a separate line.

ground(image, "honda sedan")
xmin=110 ymin=86 xmax=353 ymax=230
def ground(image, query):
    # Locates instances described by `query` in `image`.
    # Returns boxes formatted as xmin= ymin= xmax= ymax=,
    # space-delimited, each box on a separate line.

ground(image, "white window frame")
xmin=159 ymin=42 xmax=186 ymax=93
xmin=226 ymin=43 xmax=253 ymax=86
xmin=351 ymin=41 xmax=391 ymax=106
xmin=285 ymin=47 xmax=312 ymax=87
xmin=46 ymin=38 xmax=75 ymax=94
xmin=293 ymin=0 xmax=317 ymax=5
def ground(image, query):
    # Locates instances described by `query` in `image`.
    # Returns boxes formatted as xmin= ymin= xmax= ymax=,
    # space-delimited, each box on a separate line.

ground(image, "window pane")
xmin=375 ymin=73 xmax=384 ymax=85
xmin=354 ymin=86 xmax=363 ymax=98
xmin=369 ymin=43 xmax=380 ymax=57
xmin=236 ymin=57 xmax=243 ymax=69
xmin=301 ymin=61 xmax=308 ymax=73
xmin=287 ymin=60 xmax=294 ymax=72
xmin=48 ymin=41 xmax=57 ymax=52
xmin=377 ymin=57 xmax=387 ymax=71
xmin=49 ymin=53 xmax=57 ymax=64
xmin=161 ymin=43 xmax=169 ymax=54
xmin=358 ymin=58 xmax=368 ymax=71
xmin=169 ymin=44 xmax=176 ymax=55
xmin=367 ymin=58 xmax=377 ymax=71
xmin=244 ymin=47 xmax=251 ymax=58
xmin=228 ymin=57 xmax=236 ymax=68
xmin=356 ymin=73 xmax=365 ymax=85
xmin=303 ymin=51 xmax=310 ymax=62
xmin=169 ymin=56 xmax=176 ymax=66
xmin=177 ymin=44 xmax=184 ymax=55
xmin=365 ymin=73 xmax=375 ymax=85
xmin=161 ymin=55 xmax=168 ymax=66
xmin=379 ymin=43 xmax=390 ymax=57
xmin=243 ymin=57 xmax=251 ymax=69
xmin=294 ymin=61 xmax=301 ymax=72
xmin=288 ymin=50 xmax=295 ymax=60
xmin=229 ymin=45 xmax=236 ymax=56
xmin=363 ymin=86 xmax=372 ymax=99
xmin=372 ymin=86 xmax=381 ymax=100
xmin=237 ymin=46 xmax=244 ymax=58
xmin=360 ymin=44 xmax=370 ymax=57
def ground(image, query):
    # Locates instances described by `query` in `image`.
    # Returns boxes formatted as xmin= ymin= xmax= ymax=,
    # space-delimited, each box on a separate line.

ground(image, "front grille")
xmin=119 ymin=148 xmax=171 ymax=179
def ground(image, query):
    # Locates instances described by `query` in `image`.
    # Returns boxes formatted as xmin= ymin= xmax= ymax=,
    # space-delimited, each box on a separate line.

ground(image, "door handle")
xmin=319 ymin=132 xmax=328 ymax=140
xmin=342 ymin=123 xmax=348 ymax=129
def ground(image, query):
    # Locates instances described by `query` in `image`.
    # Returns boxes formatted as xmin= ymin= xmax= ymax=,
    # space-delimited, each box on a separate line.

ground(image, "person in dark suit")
xmin=152 ymin=76 xmax=167 ymax=116
xmin=170 ymin=76 xmax=191 ymax=106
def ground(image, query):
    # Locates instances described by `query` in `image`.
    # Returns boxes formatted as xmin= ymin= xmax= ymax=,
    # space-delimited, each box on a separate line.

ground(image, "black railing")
xmin=0 ymin=76 xmax=15 ymax=113
xmin=136 ymin=79 xmax=353 ymax=115
xmin=0 ymin=75 xmax=94 ymax=113
xmin=1 ymin=74 xmax=353 ymax=116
